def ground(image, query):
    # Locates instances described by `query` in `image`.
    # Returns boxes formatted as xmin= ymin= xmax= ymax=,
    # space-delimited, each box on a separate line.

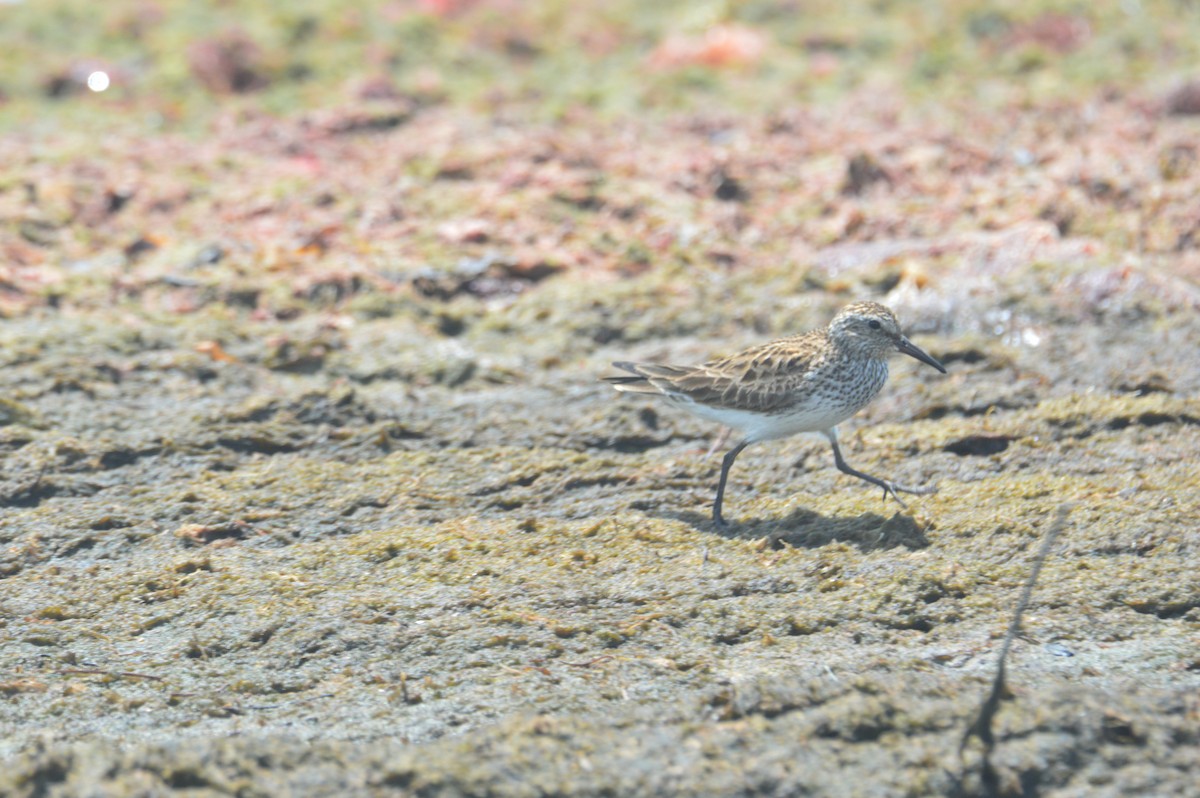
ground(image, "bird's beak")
xmin=896 ymin=336 xmax=947 ymax=373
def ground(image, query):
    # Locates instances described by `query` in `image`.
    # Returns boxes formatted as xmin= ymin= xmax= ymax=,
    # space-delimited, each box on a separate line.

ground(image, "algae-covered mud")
xmin=3 ymin=1 xmax=1200 ymax=796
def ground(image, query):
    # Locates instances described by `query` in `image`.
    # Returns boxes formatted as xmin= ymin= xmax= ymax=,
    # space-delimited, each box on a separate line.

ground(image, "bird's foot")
xmin=879 ymin=480 xmax=938 ymax=507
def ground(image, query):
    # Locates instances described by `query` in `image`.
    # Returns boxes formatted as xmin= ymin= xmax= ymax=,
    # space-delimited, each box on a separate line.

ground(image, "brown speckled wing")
xmin=651 ymin=331 xmax=826 ymax=413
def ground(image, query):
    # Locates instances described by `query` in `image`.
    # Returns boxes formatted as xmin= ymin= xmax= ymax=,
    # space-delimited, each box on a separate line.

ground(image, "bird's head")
xmin=828 ymin=301 xmax=946 ymax=373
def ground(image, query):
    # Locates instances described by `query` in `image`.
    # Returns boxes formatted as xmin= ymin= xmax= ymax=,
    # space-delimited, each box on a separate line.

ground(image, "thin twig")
xmin=58 ymin=668 xmax=165 ymax=682
xmin=562 ymin=655 xmax=615 ymax=668
xmin=960 ymin=504 xmax=1072 ymax=794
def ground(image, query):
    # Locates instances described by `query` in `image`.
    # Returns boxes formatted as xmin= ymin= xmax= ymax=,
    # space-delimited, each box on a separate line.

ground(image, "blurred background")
xmin=5 ymin=0 xmax=1200 ymax=125
xmin=4 ymin=0 xmax=1200 ymax=326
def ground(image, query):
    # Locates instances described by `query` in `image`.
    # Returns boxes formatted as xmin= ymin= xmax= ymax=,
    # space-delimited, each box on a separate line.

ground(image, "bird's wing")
xmin=618 ymin=334 xmax=823 ymax=413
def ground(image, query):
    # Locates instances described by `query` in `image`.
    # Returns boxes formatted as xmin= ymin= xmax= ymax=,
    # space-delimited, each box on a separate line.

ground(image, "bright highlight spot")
xmin=87 ymin=71 xmax=110 ymax=92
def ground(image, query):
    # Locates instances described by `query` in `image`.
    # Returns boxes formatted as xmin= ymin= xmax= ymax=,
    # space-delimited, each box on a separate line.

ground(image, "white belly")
xmin=667 ymin=359 xmax=888 ymax=443
xmin=676 ymin=398 xmax=859 ymax=443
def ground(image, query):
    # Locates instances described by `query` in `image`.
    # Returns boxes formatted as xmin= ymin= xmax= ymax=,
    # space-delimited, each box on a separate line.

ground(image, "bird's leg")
xmin=824 ymin=432 xmax=935 ymax=507
xmin=713 ymin=440 xmax=749 ymax=526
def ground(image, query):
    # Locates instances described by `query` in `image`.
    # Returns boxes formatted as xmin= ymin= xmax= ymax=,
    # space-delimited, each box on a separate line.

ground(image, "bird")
xmin=602 ymin=301 xmax=946 ymax=526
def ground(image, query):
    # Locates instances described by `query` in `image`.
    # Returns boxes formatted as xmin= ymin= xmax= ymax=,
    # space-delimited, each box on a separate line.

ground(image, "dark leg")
xmin=825 ymin=432 xmax=935 ymax=507
xmin=713 ymin=440 xmax=749 ymax=526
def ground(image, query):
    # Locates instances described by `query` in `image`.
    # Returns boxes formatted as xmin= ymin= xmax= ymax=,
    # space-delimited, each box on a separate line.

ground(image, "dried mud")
xmin=2 ymin=226 xmax=1198 ymax=796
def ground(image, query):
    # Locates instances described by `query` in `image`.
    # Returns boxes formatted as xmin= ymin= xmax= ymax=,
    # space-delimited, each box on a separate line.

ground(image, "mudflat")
xmin=2 ymin=2 xmax=1198 ymax=795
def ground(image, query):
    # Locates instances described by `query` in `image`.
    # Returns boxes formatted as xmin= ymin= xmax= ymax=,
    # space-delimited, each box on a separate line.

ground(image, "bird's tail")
xmin=601 ymin=361 xmax=690 ymax=396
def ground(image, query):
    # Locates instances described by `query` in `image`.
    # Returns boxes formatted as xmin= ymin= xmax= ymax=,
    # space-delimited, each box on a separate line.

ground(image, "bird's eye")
xmin=868 ymin=320 xmax=881 ymax=330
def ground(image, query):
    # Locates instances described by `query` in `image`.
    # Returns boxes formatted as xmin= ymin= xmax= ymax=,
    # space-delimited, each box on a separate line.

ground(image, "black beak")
xmin=896 ymin=336 xmax=946 ymax=373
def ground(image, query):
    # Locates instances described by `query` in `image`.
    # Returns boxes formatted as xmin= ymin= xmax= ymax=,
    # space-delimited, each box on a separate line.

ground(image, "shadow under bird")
xmin=603 ymin=301 xmax=947 ymax=526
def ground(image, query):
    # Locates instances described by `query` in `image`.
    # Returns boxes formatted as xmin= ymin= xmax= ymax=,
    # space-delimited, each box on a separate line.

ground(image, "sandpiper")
xmin=603 ymin=301 xmax=946 ymax=525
